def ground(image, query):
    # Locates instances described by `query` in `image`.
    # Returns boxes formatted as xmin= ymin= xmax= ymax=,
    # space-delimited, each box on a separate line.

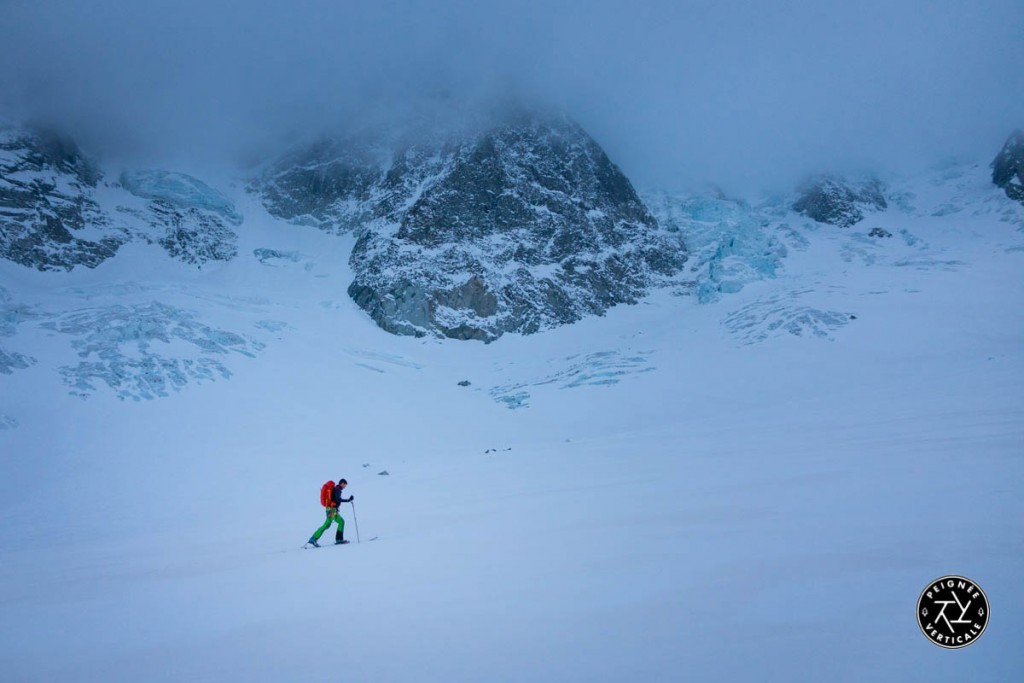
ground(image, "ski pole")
xmin=351 ymin=501 xmax=361 ymax=544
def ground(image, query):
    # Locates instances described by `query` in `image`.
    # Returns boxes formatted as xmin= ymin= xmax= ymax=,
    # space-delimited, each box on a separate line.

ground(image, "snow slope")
xmin=0 ymin=161 xmax=1022 ymax=681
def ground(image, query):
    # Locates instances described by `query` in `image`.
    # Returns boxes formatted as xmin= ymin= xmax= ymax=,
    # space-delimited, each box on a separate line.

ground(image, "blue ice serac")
xmin=120 ymin=170 xmax=243 ymax=225
xmin=643 ymin=192 xmax=786 ymax=303
xmin=38 ymin=302 xmax=265 ymax=401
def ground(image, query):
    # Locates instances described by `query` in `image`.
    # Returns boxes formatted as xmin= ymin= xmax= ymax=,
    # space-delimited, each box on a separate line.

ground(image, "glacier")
xmin=35 ymin=302 xmax=266 ymax=401
xmin=0 ymin=287 xmax=37 ymax=374
xmin=643 ymin=190 xmax=786 ymax=303
xmin=724 ymin=292 xmax=854 ymax=344
xmin=120 ymin=170 xmax=242 ymax=225
xmin=488 ymin=349 xmax=656 ymax=409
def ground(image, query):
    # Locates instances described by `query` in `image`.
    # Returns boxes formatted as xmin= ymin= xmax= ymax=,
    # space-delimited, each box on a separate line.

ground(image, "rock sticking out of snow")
xmin=0 ymin=127 xmax=127 ymax=271
xmin=992 ymin=130 xmax=1024 ymax=203
xmin=793 ymin=176 xmax=887 ymax=227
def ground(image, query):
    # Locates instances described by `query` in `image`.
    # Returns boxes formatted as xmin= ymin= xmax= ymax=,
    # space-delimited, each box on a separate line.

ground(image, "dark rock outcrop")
xmin=256 ymin=112 xmax=686 ymax=341
xmin=793 ymin=176 xmax=887 ymax=227
xmin=1 ymin=126 xmax=240 ymax=271
xmin=118 ymin=171 xmax=240 ymax=266
xmin=0 ymin=127 xmax=126 ymax=271
xmin=992 ymin=130 xmax=1024 ymax=203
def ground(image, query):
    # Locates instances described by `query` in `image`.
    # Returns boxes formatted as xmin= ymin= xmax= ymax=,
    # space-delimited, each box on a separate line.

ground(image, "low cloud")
xmin=2 ymin=0 xmax=1022 ymax=194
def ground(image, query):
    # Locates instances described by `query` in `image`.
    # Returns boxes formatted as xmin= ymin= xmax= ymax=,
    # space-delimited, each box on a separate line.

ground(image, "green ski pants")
xmin=311 ymin=507 xmax=345 ymax=541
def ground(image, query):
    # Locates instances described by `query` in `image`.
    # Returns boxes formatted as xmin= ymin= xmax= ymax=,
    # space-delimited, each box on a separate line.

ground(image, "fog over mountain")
xmin=2 ymin=0 xmax=1021 ymax=194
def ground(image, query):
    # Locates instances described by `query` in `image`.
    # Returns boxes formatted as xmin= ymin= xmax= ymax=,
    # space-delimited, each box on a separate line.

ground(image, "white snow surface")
xmin=1 ymin=161 xmax=1023 ymax=681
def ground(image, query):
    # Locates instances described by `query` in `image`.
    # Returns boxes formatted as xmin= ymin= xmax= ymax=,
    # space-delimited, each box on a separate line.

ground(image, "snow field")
xmin=1 ymin=161 xmax=1022 ymax=680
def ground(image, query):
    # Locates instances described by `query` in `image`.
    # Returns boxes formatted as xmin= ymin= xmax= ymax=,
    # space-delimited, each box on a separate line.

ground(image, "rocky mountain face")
xmin=4 ymin=114 xmax=687 ymax=344
xmin=118 ymin=170 xmax=240 ymax=266
xmin=255 ymin=113 xmax=687 ymax=341
xmin=992 ymin=130 xmax=1024 ymax=203
xmin=0 ymin=126 xmax=240 ymax=271
xmin=3 ymin=115 xmax=1023 ymax=410
xmin=0 ymin=127 xmax=127 ymax=271
xmin=792 ymin=176 xmax=887 ymax=227
xmin=9 ymin=114 xmax=1019 ymax=348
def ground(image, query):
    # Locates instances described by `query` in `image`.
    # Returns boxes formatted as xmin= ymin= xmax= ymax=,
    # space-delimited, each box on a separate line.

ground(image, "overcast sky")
xmin=2 ymin=0 xmax=1022 ymax=193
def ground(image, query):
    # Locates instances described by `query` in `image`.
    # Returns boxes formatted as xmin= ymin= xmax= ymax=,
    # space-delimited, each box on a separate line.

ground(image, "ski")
xmin=303 ymin=536 xmax=378 ymax=549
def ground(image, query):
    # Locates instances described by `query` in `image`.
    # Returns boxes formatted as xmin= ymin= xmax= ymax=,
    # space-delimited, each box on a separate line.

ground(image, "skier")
xmin=307 ymin=478 xmax=354 ymax=547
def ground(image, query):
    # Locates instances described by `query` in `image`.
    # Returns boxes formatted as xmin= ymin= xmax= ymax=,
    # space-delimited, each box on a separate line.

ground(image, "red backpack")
xmin=320 ymin=480 xmax=335 ymax=507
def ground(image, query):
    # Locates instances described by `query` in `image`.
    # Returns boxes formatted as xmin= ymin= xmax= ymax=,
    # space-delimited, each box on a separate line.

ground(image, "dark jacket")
xmin=331 ymin=485 xmax=352 ymax=507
